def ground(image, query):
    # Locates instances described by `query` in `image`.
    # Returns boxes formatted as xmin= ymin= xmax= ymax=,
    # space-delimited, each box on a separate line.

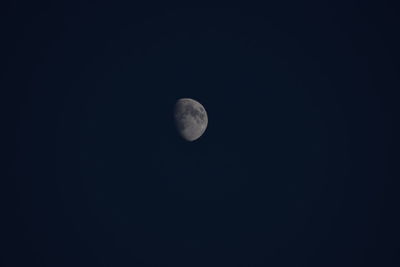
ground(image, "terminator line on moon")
xmin=174 ymin=98 xmax=208 ymax=141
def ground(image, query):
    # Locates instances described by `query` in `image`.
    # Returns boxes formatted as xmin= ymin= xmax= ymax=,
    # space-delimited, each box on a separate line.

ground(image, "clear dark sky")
xmin=2 ymin=3 xmax=399 ymax=267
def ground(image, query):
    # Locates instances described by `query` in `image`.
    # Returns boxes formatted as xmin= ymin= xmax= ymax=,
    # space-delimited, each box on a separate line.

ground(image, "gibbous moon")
xmin=174 ymin=98 xmax=208 ymax=141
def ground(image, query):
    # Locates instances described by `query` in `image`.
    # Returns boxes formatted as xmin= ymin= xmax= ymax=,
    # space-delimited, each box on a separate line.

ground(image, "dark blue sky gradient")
xmin=2 ymin=3 xmax=399 ymax=266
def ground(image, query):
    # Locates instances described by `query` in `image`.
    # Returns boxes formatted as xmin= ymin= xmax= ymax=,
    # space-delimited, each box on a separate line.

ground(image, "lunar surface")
xmin=174 ymin=98 xmax=208 ymax=141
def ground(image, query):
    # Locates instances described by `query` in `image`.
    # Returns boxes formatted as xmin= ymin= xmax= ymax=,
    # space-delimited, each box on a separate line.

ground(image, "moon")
xmin=174 ymin=98 xmax=208 ymax=141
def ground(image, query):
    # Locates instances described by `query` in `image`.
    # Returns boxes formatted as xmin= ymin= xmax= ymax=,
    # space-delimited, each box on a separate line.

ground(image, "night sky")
xmin=2 ymin=3 xmax=399 ymax=267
